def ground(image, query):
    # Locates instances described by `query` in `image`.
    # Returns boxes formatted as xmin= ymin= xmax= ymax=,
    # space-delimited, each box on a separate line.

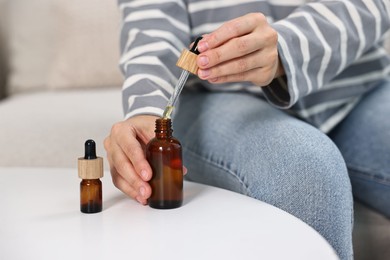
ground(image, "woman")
xmin=104 ymin=1 xmax=390 ymax=259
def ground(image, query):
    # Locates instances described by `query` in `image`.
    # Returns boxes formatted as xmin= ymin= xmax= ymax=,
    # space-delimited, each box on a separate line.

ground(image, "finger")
xmin=198 ymin=33 xmax=261 ymax=70
xmin=111 ymin=147 xmax=152 ymax=200
xmin=120 ymin=135 xmax=152 ymax=181
xmin=209 ymin=65 xmax=276 ymax=86
xmin=111 ymin=168 xmax=148 ymax=205
xmin=110 ymin=166 xmax=138 ymax=198
xmin=198 ymin=13 xmax=267 ymax=52
xmin=199 ymin=49 xmax=260 ymax=79
xmin=113 ymin=124 xmax=152 ymax=182
xmin=200 ymin=45 xmax=278 ymax=80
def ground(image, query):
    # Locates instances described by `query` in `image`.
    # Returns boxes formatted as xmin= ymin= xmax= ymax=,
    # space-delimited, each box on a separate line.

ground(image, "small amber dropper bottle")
xmin=78 ymin=139 xmax=103 ymax=213
xmin=146 ymin=118 xmax=183 ymax=209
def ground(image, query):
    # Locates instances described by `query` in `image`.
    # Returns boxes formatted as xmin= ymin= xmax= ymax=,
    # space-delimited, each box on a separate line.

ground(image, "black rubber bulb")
xmin=84 ymin=139 xmax=97 ymax=159
xmin=190 ymin=36 xmax=203 ymax=55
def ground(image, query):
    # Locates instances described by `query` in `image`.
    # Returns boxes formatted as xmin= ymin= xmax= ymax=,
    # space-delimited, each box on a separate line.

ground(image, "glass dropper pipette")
xmin=162 ymin=37 xmax=203 ymax=119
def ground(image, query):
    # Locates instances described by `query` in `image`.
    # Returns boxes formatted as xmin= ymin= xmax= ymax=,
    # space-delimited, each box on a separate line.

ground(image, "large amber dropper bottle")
xmin=146 ymin=118 xmax=183 ymax=209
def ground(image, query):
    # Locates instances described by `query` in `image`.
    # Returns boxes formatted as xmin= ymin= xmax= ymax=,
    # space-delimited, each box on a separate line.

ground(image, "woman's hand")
xmin=196 ymin=13 xmax=284 ymax=86
xmin=104 ymin=115 xmax=158 ymax=205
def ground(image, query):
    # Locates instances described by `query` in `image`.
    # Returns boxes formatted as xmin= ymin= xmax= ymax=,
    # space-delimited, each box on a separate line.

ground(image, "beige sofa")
xmin=0 ymin=0 xmax=123 ymax=166
xmin=0 ymin=1 xmax=389 ymax=259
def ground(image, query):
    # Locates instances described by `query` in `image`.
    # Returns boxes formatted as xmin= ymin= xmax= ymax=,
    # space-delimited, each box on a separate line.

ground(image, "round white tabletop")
xmin=0 ymin=167 xmax=338 ymax=260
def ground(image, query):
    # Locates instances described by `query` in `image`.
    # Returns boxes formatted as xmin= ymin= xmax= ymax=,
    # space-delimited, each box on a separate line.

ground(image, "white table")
xmin=0 ymin=167 xmax=338 ymax=260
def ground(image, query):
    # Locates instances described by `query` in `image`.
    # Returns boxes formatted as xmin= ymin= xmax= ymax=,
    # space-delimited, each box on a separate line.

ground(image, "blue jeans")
xmin=173 ymin=79 xmax=390 ymax=260
xmin=329 ymin=79 xmax=390 ymax=218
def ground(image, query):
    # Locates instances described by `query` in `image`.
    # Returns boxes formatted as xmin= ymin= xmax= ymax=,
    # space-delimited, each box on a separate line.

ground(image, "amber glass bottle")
xmin=146 ymin=118 xmax=183 ymax=209
xmin=78 ymin=139 xmax=103 ymax=213
xmin=80 ymin=179 xmax=102 ymax=213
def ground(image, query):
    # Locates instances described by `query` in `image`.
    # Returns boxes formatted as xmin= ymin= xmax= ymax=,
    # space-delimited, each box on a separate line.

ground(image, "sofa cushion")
xmin=353 ymin=202 xmax=390 ymax=260
xmin=6 ymin=0 xmax=123 ymax=94
xmin=0 ymin=88 xmax=122 ymax=168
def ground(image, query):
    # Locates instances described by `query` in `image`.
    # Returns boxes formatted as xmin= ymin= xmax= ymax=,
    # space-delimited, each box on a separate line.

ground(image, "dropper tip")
xmin=162 ymin=105 xmax=174 ymax=119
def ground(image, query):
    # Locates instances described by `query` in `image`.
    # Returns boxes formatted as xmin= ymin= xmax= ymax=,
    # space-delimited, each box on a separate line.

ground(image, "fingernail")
xmin=135 ymin=196 xmax=143 ymax=204
xmin=141 ymin=169 xmax=148 ymax=180
xmin=139 ymin=186 xmax=146 ymax=197
xmin=199 ymin=55 xmax=209 ymax=66
xmin=198 ymin=41 xmax=209 ymax=52
xmin=199 ymin=69 xmax=211 ymax=78
xmin=183 ymin=166 xmax=188 ymax=175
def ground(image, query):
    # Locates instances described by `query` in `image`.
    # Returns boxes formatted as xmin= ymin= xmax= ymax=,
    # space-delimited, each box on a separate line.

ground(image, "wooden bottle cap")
xmin=78 ymin=157 xmax=103 ymax=179
xmin=176 ymin=49 xmax=199 ymax=75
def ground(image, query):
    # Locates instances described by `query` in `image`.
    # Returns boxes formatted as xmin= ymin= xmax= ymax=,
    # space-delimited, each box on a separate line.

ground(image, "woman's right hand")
xmin=104 ymin=115 xmax=158 ymax=205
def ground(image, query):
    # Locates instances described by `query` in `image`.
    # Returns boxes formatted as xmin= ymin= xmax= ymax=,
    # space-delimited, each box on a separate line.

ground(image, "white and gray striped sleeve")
xmin=118 ymin=0 xmax=191 ymax=119
xmin=265 ymin=0 xmax=390 ymax=109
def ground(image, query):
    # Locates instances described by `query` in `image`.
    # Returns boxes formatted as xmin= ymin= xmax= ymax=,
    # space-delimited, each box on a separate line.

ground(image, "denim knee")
xmin=181 ymin=119 xmax=353 ymax=259
xmin=174 ymin=91 xmax=353 ymax=259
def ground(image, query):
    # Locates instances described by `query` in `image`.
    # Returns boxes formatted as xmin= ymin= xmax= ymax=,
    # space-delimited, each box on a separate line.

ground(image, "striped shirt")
xmin=118 ymin=0 xmax=390 ymax=133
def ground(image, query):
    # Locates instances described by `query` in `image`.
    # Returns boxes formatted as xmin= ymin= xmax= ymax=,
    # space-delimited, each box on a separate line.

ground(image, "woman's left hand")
xmin=196 ymin=12 xmax=284 ymax=86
